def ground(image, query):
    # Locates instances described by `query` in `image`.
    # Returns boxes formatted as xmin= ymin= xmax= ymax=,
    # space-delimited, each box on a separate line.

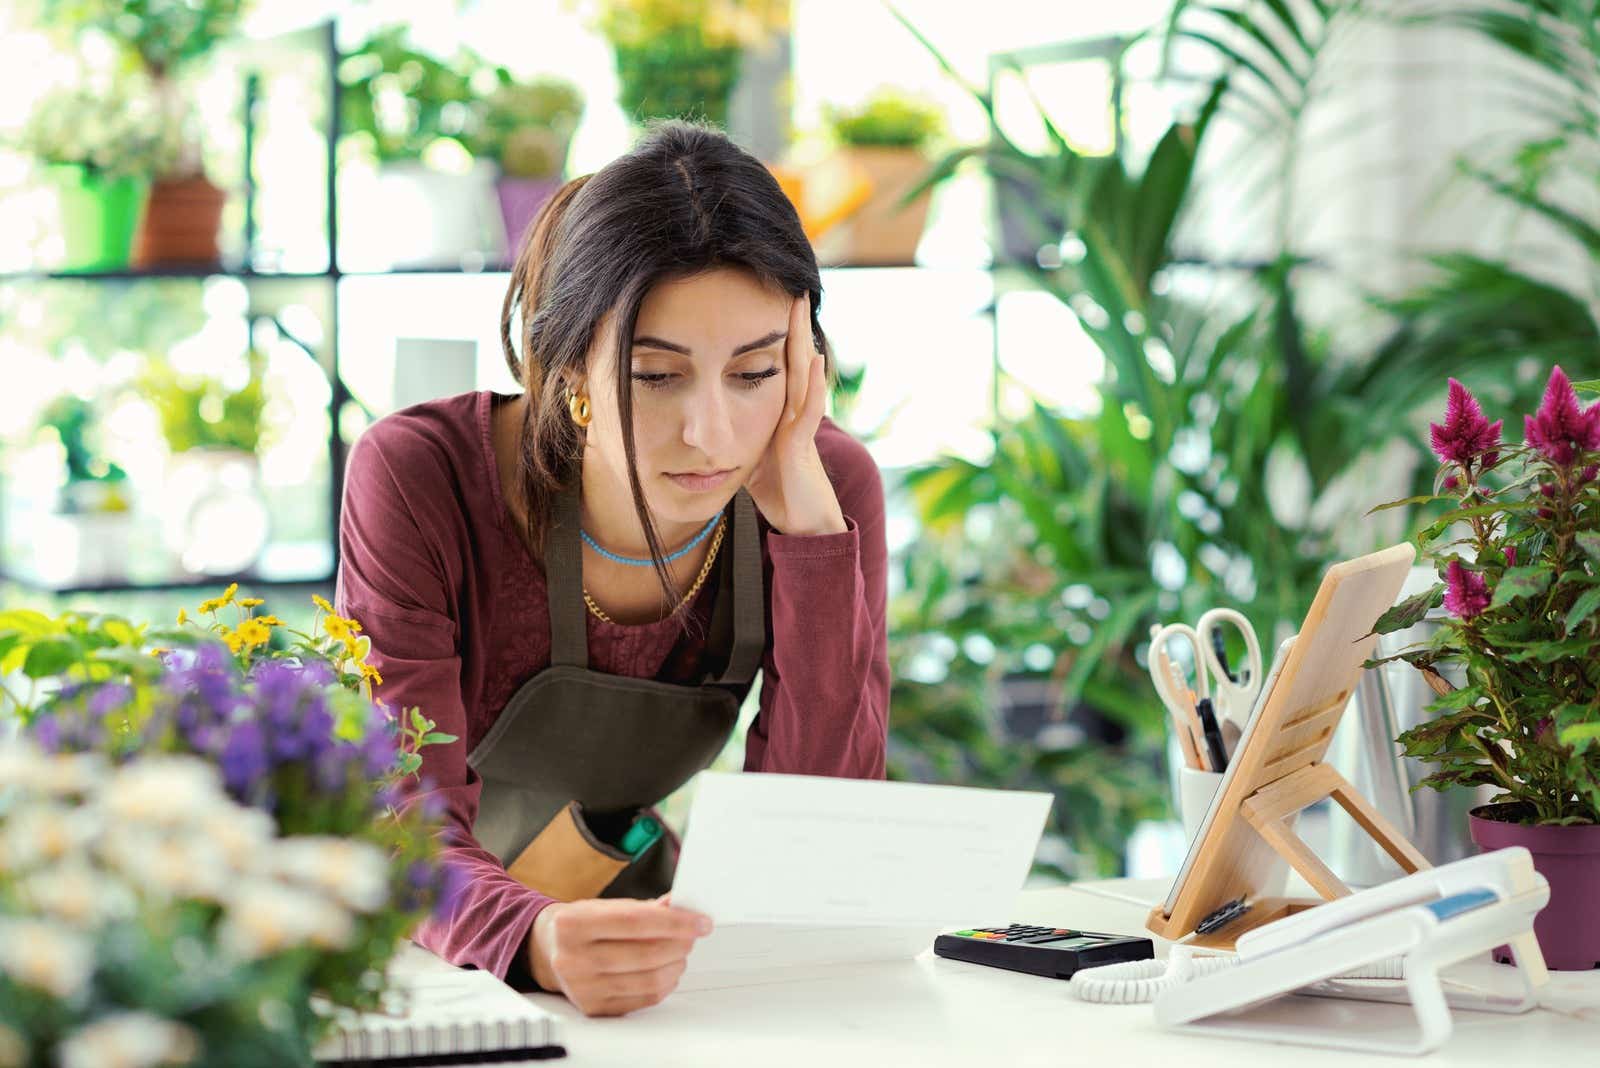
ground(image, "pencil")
xmin=1156 ymin=649 xmax=1206 ymax=769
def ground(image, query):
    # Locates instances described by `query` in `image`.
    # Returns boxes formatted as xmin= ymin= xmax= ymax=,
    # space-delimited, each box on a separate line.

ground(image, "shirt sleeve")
xmin=334 ymin=422 xmax=556 ymax=982
xmin=744 ymin=421 xmax=889 ymax=779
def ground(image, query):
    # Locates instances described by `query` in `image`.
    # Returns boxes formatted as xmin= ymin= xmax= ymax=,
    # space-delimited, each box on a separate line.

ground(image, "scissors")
xmin=1149 ymin=608 xmax=1264 ymax=734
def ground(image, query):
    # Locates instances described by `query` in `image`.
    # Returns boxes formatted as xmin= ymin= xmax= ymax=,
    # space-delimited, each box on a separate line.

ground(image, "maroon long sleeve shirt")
xmin=335 ymin=390 xmax=889 ymax=981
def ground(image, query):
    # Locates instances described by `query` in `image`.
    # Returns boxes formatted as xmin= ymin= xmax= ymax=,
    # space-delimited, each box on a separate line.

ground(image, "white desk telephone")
xmin=1073 ymin=848 xmax=1551 ymax=1056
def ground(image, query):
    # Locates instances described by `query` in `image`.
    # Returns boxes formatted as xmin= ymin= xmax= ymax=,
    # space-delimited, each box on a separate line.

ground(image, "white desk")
xmin=516 ymin=878 xmax=1598 ymax=1067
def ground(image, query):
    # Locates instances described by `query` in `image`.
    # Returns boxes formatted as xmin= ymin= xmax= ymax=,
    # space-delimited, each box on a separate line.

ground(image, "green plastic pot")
xmin=48 ymin=164 xmax=147 ymax=272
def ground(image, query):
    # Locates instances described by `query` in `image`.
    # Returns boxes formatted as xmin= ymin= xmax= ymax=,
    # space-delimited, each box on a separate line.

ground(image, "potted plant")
xmin=465 ymin=74 xmax=584 ymax=255
xmin=1370 ymin=368 xmax=1600 ymax=970
xmin=141 ymin=349 xmax=271 ymax=577
xmin=818 ymin=88 xmax=945 ymax=265
xmin=0 ymin=590 xmax=461 ymax=1062
xmin=41 ymin=0 xmax=250 ymax=268
xmin=582 ymin=0 xmax=788 ymax=129
xmin=31 ymin=394 xmax=136 ymax=586
xmin=338 ymin=26 xmax=506 ymax=269
xmin=16 ymin=76 xmax=169 ymax=272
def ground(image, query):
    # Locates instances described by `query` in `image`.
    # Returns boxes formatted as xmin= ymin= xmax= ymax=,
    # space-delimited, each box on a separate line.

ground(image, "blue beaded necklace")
xmin=581 ymin=512 xmax=721 ymax=567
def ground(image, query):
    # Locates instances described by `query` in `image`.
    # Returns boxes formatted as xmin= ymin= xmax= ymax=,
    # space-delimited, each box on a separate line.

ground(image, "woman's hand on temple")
xmin=529 ymin=897 xmax=712 ymax=1017
xmin=743 ymin=295 xmax=847 ymax=538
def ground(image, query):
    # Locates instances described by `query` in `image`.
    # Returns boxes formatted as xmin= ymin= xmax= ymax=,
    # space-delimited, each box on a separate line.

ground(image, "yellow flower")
xmin=199 ymin=583 xmax=239 ymax=614
xmin=238 ymin=598 xmax=264 ymax=609
xmin=255 ymin=615 xmax=283 ymax=627
xmin=343 ymin=633 xmax=369 ymax=661
xmin=176 ymin=609 xmax=188 ymax=625
xmin=236 ymin=619 xmax=272 ymax=650
xmin=221 ymin=628 xmax=244 ymax=654
xmin=323 ymin=616 xmax=350 ymax=641
xmin=312 ymin=594 xmax=335 ymax=614
xmin=359 ymin=663 xmax=383 ymax=686
xmin=148 ymin=647 xmax=170 ymax=658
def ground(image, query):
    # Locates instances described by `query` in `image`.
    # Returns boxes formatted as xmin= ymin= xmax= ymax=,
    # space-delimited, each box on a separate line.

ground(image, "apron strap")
xmin=547 ymin=482 xmax=589 ymax=669
xmin=714 ymin=489 xmax=767 ymax=686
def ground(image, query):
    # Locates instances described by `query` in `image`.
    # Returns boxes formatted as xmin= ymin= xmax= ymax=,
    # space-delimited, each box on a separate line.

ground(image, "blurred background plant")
xmin=881 ymin=0 xmax=1592 ymax=876
xmin=141 ymin=347 xmax=267 ymax=455
xmin=465 ymin=75 xmax=586 ymax=179
xmin=825 ymin=88 xmax=945 ymax=151
xmin=576 ymin=0 xmax=790 ymax=127
xmin=337 ymin=25 xmax=485 ymax=167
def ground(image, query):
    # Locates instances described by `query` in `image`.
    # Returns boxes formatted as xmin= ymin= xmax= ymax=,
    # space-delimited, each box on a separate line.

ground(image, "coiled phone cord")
xmin=1069 ymin=945 xmax=1406 ymax=1004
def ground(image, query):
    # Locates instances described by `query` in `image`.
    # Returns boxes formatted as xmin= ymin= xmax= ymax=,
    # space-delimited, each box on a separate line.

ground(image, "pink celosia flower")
xmin=1429 ymin=379 xmax=1503 ymax=466
xmin=1444 ymin=559 xmax=1491 ymax=620
xmin=1523 ymin=365 xmax=1600 ymax=466
xmin=1503 ymin=546 xmax=1516 ymax=567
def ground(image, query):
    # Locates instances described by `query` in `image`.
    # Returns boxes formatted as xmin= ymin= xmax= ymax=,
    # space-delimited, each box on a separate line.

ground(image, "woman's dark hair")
xmin=500 ymin=119 xmax=831 ymax=611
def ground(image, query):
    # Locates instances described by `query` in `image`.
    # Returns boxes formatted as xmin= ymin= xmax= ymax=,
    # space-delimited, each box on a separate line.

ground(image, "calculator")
xmin=932 ymin=925 xmax=1154 ymax=980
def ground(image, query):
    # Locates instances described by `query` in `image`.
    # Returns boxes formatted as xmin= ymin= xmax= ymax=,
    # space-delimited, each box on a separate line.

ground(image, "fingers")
xmin=560 ymin=900 xmax=711 ymax=943
xmin=582 ymin=936 xmax=698 ymax=975
xmin=784 ymin=294 xmax=811 ymax=425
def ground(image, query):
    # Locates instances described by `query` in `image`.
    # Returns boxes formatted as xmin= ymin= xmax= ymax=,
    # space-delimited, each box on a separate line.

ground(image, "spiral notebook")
xmin=312 ymin=942 xmax=564 ymax=1063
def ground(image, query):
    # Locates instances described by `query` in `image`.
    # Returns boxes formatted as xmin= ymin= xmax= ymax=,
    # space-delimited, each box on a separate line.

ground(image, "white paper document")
xmin=669 ymin=772 xmax=1052 ymax=990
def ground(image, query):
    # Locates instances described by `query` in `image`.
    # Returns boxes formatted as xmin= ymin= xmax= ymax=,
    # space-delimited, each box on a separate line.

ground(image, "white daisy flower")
xmin=271 ymin=836 xmax=391 ymax=913
xmin=0 ymin=917 xmax=93 ymax=999
xmin=56 ymin=1012 xmax=198 ymax=1068
xmin=14 ymin=862 xmax=136 ymax=929
xmin=99 ymin=758 xmax=225 ymax=828
xmin=217 ymin=880 xmax=354 ymax=960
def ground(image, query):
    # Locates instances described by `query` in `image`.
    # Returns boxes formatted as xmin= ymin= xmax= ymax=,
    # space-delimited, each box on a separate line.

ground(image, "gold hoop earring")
xmin=567 ymin=389 xmax=591 ymax=428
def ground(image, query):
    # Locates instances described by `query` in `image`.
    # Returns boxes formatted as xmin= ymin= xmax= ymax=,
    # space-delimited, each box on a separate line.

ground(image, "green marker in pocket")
xmin=620 ymin=814 xmax=663 ymax=857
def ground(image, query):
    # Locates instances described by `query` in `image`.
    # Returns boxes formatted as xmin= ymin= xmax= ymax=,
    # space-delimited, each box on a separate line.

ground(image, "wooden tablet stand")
xmin=1146 ymin=543 xmax=1433 ymax=951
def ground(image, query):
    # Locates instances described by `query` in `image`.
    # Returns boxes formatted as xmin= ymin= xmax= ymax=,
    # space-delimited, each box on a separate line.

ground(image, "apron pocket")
xmin=506 ymin=800 xmax=634 ymax=901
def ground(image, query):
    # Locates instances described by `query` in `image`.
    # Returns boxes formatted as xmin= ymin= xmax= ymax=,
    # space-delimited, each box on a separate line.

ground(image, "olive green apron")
xmin=466 ymin=484 xmax=765 ymax=898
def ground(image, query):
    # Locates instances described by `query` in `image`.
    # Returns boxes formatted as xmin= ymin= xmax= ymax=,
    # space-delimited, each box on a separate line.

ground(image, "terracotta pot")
xmin=1469 ymin=803 xmax=1600 ymax=970
xmin=819 ymin=146 xmax=934 ymax=267
xmin=132 ymin=175 xmax=225 ymax=268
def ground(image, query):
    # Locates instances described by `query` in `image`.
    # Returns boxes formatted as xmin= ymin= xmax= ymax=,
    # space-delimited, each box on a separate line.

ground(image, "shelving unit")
xmin=0 ymin=18 xmax=1015 ymax=600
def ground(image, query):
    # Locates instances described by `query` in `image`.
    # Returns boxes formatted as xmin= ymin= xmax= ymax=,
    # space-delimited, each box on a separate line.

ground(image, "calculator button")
xmin=952 ymin=930 xmax=976 ymax=937
xmin=1018 ymin=934 xmax=1073 ymax=944
xmin=1052 ymin=929 xmax=1077 ymax=936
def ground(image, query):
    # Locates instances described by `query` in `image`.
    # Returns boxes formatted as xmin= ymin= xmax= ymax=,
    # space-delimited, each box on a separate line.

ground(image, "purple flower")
xmin=1524 ymin=365 xmax=1600 ymax=466
xmin=1503 ymin=546 xmax=1516 ymax=567
xmin=1443 ymin=560 xmax=1491 ymax=620
xmin=87 ymin=683 xmax=133 ymax=719
xmin=220 ymin=720 xmax=269 ymax=795
xmin=1429 ymin=379 xmax=1503 ymax=466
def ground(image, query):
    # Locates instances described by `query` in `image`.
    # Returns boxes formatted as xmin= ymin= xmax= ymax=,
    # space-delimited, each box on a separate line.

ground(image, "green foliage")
xmin=16 ymin=77 xmax=173 ymax=180
xmin=338 ymin=26 xmax=483 ymax=164
xmin=465 ymin=76 xmax=585 ymax=177
xmin=141 ymin=350 xmax=265 ymax=454
xmin=35 ymin=395 xmax=126 ymax=486
xmin=826 ymin=90 xmax=945 ymax=151
xmin=1374 ymin=411 xmax=1600 ymax=824
xmin=39 ymin=0 xmax=248 ymax=76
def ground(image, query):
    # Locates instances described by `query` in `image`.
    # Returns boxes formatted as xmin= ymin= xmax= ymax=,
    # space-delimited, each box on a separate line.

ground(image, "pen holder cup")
xmin=1177 ymin=767 xmax=1225 ymax=844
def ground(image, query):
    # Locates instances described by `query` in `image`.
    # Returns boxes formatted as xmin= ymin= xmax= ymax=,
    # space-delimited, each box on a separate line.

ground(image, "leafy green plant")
xmin=825 ymin=89 xmax=945 ymax=151
xmin=39 ymin=0 xmax=248 ymax=77
xmin=1370 ymin=371 xmax=1600 ymax=825
xmin=36 ymin=395 xmax=126 ymax=488
xmin=878 ymin=1 xmax=1586 ymax=873
xmin=17 ymin=77 xmax=173 ymax=180
xmin=577 ymin=0 xmax=789 ymax=126
xmin=142 ymin=350 xmax=266 ymax=454
xmin=465 ymin=76 xmax=585 ymax=178
xmin=338 ymin=27 xmax=483 ymax=164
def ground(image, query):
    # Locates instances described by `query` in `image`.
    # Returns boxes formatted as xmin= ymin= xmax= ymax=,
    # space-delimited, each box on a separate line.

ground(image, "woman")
xmin=335 ymin=121 xmax=889 ymax=1018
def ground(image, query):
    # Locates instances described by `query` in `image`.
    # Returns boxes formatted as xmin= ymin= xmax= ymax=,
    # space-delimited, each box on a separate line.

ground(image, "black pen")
xmin=1195 ymin=696 xmax=1229 ymax=773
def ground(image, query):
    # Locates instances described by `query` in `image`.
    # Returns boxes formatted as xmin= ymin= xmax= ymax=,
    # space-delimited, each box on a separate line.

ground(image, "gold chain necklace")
xmin=582 ymin=516 xmax=727 ymax=624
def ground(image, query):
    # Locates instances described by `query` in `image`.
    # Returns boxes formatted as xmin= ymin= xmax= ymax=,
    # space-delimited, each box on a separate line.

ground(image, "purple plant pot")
xmin=1469 ymin=804 xmax=1600 ymax=970
xmin=494 ymin=176 xmax=563 ymax=261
